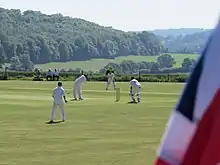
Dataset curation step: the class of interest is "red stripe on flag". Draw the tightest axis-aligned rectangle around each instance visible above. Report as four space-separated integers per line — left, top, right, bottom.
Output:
182 89 220 165
155 158 171 165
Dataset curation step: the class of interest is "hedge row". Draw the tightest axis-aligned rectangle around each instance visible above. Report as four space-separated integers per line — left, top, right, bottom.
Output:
0 71 189 82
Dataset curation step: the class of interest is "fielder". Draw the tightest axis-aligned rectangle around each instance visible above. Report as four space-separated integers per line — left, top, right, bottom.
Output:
129 77 141 103
48 82 67 123
73 74 87 100
106 71 116 90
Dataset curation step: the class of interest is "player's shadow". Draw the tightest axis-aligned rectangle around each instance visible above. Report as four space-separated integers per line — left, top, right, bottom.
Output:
45 120 64 125
70 99 83 101
127 101 138 104
70 99 78 101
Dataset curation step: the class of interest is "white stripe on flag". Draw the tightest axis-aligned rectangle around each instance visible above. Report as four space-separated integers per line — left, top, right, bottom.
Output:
157 111 196 164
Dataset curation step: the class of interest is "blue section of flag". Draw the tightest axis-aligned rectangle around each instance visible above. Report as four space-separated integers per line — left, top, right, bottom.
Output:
176 36 213 122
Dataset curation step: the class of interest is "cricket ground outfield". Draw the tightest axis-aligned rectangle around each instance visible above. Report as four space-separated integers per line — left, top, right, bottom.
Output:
0 81 184 165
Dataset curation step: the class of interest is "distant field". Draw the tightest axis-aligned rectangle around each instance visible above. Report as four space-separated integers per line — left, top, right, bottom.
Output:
36 54 198 71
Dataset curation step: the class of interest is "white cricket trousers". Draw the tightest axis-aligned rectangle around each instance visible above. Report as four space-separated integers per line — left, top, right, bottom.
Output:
50 102 65 121
73 84 82 99
131 86 141 101
106 78 116 89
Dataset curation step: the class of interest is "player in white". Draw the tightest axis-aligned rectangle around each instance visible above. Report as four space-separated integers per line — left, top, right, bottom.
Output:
53 69 60 81
73 74 87 100
48 82 68 124
129 77 141 103
106 71 116 90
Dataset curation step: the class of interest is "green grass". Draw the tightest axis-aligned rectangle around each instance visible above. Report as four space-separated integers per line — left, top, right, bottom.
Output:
0 81 184 165
36 54 198 71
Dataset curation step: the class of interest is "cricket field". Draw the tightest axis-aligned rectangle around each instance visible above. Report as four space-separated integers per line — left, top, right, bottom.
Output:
0 81 184 165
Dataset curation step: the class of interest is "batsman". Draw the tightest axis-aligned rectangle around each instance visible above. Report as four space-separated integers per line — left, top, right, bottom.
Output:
73 74 87 100
129 77 141 103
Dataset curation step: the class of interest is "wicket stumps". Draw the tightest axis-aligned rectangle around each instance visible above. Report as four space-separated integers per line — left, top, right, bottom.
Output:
115 88 120 102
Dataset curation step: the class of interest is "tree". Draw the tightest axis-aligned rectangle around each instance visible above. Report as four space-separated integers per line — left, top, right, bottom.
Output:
160 30 210 53
0 43 6 66
157 54 176 68
9 56 21 70
150 62 160 73
103 62 122 74
181 58 196 71
101 60 161 74
19 51 34 71
121 60 140 73
59 41 69 62
120 61 130 73
0 7 164 65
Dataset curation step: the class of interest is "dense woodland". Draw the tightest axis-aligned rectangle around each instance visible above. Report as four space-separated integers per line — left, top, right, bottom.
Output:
0 7 210 72
131 28 211 54
0 8 163 65
160 31 211 53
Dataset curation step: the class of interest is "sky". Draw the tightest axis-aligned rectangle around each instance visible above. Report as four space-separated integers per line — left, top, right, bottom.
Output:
0 0 220 31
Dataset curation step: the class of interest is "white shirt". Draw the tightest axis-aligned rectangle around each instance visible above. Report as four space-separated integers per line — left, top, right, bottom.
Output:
54 70 59 76
52 86 65 104
74 75 87 85
107 73 115 79
130 79 141 88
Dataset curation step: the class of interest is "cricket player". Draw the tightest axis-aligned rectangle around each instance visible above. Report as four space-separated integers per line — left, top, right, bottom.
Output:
129 77 141 103
48 82 67 123
106 71 116 90
73 74 87 100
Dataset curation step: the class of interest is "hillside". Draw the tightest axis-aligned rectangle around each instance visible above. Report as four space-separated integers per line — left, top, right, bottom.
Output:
131 28 212 54
129 29 212 54
0 7 163 68
151 28 211 37
161 31 211 53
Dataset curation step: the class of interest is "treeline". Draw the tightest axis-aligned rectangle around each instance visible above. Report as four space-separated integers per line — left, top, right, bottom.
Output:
0 7 164 68
160 31 211 53
151 28 210 37
100 54 197 74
